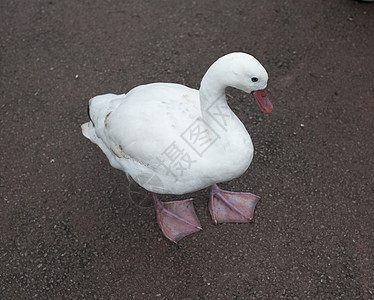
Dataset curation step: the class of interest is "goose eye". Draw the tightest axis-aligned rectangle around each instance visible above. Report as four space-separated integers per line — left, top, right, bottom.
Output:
251 77 258 82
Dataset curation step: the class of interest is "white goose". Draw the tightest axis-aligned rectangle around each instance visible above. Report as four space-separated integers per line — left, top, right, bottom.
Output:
82 52 273 242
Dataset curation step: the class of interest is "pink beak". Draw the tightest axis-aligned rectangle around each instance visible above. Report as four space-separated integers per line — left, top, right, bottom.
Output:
253 89 273 113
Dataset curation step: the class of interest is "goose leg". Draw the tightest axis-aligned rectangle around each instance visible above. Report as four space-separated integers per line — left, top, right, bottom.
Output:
208 184 260 224
151 193 202 243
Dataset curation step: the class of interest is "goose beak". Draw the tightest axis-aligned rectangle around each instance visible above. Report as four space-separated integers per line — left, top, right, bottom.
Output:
252 89 273 113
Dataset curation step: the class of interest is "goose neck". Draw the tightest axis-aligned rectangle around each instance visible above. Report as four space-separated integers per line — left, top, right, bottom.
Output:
199 70 228 122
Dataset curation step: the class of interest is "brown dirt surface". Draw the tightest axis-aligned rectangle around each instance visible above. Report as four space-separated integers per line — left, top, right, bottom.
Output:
1 0 373 299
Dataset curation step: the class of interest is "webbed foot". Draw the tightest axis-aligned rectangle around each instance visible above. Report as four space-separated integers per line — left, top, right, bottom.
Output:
208 184 259 224
152 193 202 243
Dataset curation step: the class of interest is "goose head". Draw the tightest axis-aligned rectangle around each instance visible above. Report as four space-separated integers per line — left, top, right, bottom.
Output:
203 52 273 113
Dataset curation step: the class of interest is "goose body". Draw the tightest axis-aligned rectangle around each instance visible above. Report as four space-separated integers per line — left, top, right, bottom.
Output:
82 52 273 242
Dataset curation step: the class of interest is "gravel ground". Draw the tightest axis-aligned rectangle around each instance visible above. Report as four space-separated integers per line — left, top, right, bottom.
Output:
1 0 373 299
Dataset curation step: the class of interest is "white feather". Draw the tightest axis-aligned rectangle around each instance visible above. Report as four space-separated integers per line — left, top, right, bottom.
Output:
82 53 269 194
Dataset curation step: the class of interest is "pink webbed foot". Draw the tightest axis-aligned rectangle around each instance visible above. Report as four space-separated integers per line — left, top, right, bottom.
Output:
151 193 202 243
208 184 260 224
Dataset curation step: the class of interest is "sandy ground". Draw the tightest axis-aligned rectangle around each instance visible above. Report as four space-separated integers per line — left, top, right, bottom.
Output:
1 0 373 299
